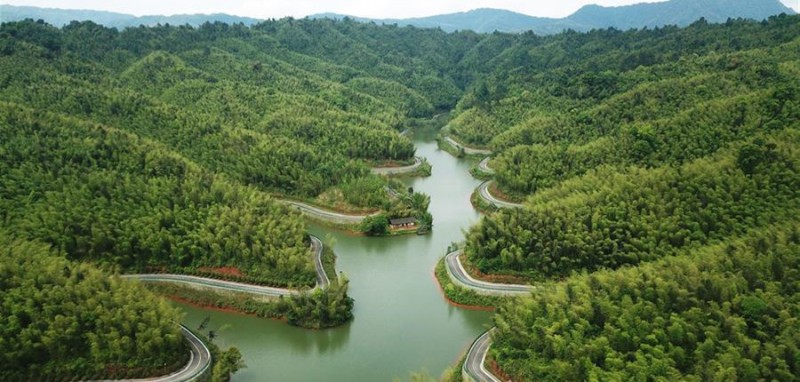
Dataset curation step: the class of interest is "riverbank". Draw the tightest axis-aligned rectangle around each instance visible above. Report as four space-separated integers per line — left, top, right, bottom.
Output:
174 130 492 382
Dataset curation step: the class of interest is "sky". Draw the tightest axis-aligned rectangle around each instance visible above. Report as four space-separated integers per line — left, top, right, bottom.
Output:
4 0 798 19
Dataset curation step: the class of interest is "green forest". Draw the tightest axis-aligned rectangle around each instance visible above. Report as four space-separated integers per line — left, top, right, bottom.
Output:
2 11 800 382
0 233 186 380
450 15 800 382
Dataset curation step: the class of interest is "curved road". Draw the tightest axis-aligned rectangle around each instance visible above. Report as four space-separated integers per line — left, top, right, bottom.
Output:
371 156 424 175
280 200 378 225
463 329 502 382
444 136 492 156
310 235 330 289
477 157 495 175
477 181 523 209
125 235 328 296
123 273 299 297
444 250 531 296
444 250 530 382
89 325 210 382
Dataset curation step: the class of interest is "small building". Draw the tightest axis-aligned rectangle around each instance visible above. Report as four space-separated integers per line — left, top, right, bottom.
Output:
390 217 417 229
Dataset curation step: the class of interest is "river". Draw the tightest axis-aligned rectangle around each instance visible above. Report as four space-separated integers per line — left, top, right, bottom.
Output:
177 127 492 381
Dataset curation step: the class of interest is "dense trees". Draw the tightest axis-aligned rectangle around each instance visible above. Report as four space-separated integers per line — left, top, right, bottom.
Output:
465 130 800 280
0 103 314 286
449 14 800 381
446 14 800 197
491 223 800 381
0 233 185 381
4 12 800 381
0 19 426 208
285 276 355 329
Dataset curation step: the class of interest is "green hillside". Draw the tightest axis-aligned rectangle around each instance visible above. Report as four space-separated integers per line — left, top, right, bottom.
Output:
0 233 185 380
2 12 800 381
452 14 800 381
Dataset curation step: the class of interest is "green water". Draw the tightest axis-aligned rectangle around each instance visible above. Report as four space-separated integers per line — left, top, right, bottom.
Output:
177 130 492 381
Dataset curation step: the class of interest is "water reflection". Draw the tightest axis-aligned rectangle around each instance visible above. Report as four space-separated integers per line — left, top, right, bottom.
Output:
176 131 493 381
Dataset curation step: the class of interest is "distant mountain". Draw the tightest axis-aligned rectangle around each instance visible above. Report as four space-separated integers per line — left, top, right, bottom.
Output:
312 9 583 35
567 0 796 30
313 0 796 34
2 0 796 33
0 5 261 28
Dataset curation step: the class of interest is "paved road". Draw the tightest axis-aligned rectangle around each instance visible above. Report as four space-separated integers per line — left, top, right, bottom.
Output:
123 273 299 297
444 136 492 156
280 200 377 225
310 235 329 289
371 156 424 175
444 250 531 296
90 325 210 382
444 250 529 382
477 181 523 209
463 329 502 382
125 235 329 295
477 157 495 174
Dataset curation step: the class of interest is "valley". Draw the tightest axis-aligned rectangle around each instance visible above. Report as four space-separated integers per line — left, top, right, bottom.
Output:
1 5 799 381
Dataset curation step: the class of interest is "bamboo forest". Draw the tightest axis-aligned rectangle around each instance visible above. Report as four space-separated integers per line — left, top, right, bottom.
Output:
1 2 799 381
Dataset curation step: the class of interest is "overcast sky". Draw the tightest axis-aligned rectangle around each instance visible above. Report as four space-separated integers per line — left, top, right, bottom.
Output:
3 0 799 19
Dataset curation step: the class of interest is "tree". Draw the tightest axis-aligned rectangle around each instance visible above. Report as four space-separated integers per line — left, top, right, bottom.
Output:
211 347 246 382
360 213 389 236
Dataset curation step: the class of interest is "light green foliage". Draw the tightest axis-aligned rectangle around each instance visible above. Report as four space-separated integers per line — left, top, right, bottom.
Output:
285 275 355 329
449 16 800 196
0 103 313 286
492 224 800 381
360 213 390 236
0 234 185 381
466 132 800 280
211 347 246 382
455 15 800 382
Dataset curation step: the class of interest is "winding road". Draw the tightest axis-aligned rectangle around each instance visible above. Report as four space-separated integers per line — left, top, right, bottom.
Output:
477 181 523 209
89 325 211 382
125 235 328 296
371 156 424 175
463 329 502 382
280 200 378 225
310 235 330 289
477 157 495 174
444 250 530 382
443 136 492 156
444 250 531 296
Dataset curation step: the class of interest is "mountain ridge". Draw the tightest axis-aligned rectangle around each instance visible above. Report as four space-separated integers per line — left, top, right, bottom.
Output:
313 0 795 33
0 5 262 28
1 0 796 34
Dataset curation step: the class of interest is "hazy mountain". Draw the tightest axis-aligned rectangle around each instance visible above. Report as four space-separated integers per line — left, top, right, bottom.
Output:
312 8 583 35
567 0 796 30
313 0 795 33
2 0 796 33
0 5 261 28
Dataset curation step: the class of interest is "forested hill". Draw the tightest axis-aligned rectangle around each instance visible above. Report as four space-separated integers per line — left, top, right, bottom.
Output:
451 14 800 381
0 18 461 220
2 13 800 381
0 17 472 376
